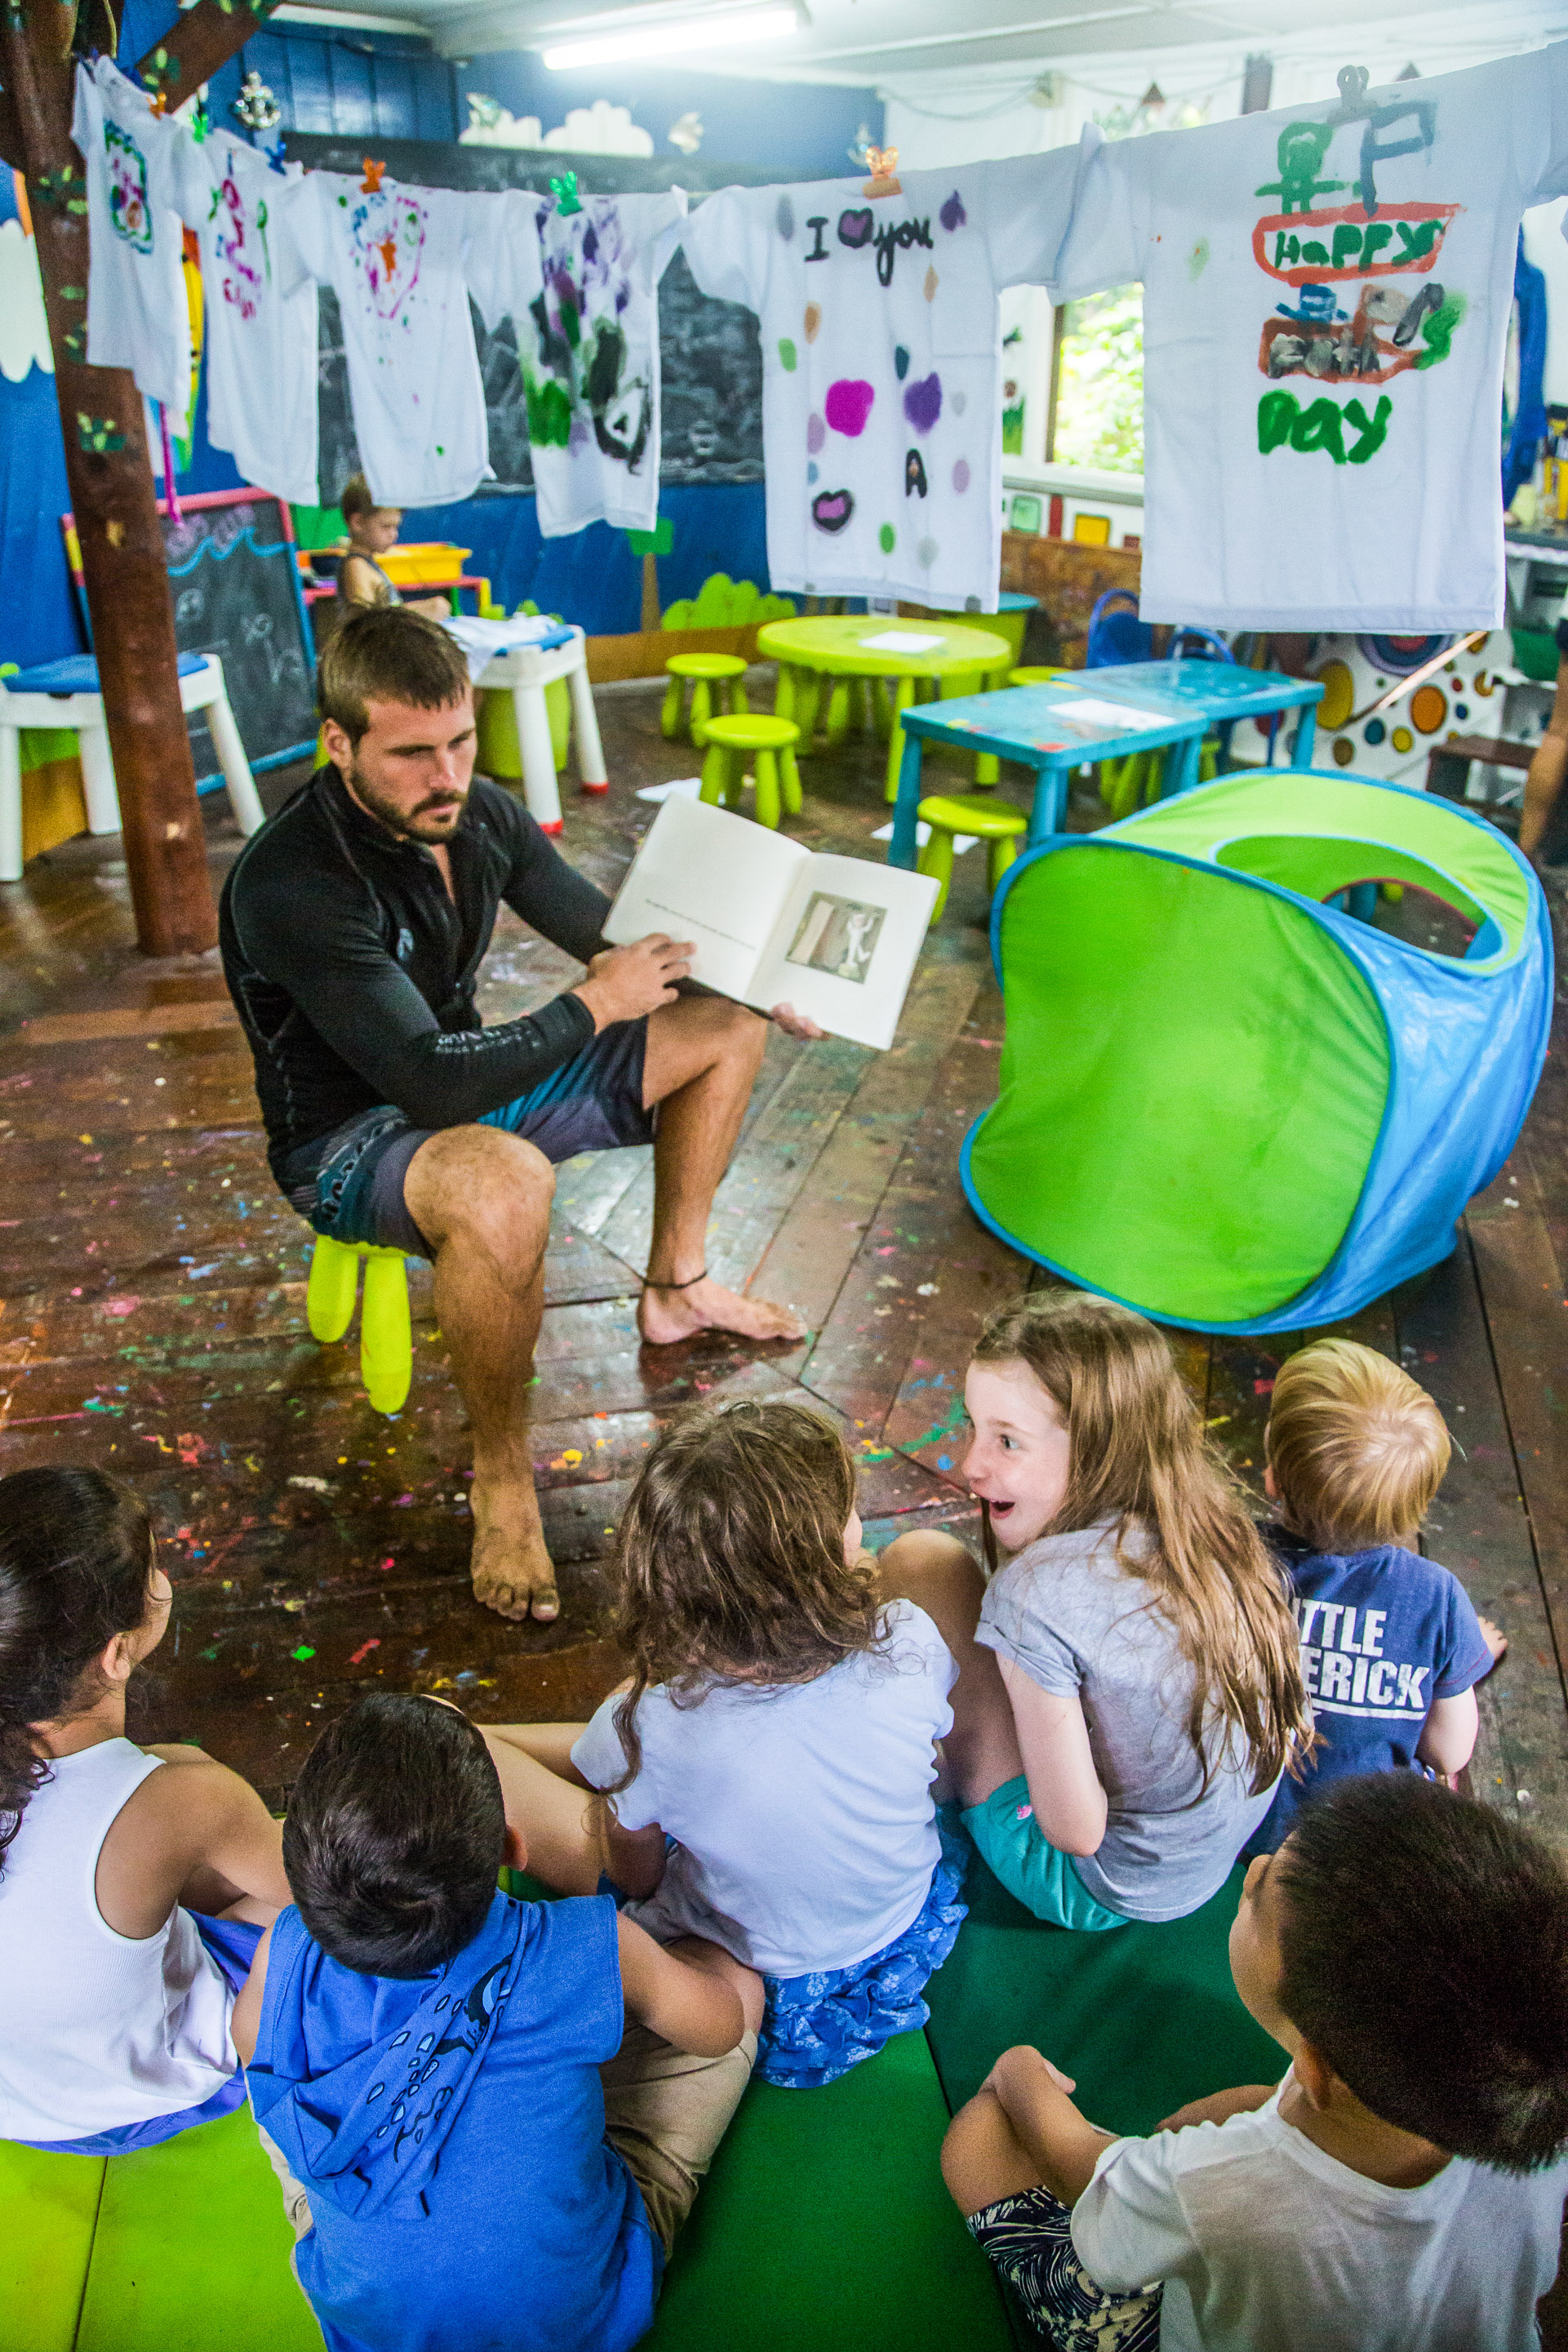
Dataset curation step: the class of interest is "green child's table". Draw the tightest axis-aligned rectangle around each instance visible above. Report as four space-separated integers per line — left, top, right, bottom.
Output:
756 616 1013 801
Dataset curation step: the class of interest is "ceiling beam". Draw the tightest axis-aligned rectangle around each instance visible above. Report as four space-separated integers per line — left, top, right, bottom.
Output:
137 0 283 109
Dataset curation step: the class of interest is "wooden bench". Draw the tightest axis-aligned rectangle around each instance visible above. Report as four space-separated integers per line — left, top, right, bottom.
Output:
1426 733 1534 802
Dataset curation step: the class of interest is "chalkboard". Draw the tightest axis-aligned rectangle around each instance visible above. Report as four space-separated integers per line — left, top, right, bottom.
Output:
291 136 766 504
161 494 318 778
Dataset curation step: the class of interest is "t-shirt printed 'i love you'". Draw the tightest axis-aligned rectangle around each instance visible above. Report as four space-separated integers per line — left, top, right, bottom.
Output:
680 143 1095 612
1054 47 1568 629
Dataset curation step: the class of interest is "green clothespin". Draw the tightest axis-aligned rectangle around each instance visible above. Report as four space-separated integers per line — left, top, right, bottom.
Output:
548 169 583 216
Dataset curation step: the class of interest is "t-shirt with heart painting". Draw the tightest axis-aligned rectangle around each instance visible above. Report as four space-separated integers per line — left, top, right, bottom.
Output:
1052 47 1568 630
679 142 1098 613
276 168 490 508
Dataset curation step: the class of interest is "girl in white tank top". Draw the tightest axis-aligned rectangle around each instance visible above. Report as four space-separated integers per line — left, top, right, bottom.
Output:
0 1469 289 2150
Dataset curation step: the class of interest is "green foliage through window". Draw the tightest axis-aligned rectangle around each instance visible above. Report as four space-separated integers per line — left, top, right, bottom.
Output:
1054 286 1144 475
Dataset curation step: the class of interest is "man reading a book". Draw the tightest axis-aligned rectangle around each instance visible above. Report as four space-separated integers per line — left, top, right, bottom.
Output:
220 607 824 1624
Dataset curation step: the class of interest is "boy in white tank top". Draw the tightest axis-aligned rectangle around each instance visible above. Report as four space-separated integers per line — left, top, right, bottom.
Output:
0 1468 289 2152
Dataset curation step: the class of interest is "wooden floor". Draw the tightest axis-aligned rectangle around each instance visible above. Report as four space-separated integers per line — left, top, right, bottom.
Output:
1 682 1565 1858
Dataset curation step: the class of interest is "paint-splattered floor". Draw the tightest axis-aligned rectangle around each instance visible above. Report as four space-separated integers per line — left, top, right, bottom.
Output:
1 681 1565 1850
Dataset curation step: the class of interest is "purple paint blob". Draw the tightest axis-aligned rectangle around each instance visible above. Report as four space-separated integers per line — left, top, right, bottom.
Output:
903 373 943 435
806 411 826 454
952 457 971 494
824 378 876 438
939 189 966 233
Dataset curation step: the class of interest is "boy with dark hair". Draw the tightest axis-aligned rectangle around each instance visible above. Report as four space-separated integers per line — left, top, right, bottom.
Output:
942 1775 1568 2351
1249 1337 1504 1852
232 1690 760 2352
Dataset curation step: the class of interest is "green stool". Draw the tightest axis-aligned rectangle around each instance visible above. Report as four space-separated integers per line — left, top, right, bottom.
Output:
663 653 749 746
700 714 802 830
1008 665 1063 687
306 1234 413 1415
917 792 1028 921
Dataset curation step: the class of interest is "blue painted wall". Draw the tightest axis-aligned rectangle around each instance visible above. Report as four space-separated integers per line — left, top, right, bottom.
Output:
462 55 878 182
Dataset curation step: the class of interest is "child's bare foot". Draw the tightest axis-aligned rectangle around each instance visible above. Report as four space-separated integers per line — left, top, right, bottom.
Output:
1479 1616 1508 1667
470 1480 558 1622
638 1274 805 1347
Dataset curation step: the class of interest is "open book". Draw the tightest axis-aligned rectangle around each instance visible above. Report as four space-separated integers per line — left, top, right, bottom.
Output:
603 797 939 1051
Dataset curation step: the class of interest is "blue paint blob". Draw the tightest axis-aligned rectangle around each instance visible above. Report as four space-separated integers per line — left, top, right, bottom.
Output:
1454 701 1469 720
776 193 795 241
903 372 943 434
807 460 820 483
939 189 966 233
1363 718 1386 745
895 345 910 380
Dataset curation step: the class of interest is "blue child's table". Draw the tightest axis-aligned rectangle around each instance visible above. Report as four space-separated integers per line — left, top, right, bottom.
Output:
886 665 1325 869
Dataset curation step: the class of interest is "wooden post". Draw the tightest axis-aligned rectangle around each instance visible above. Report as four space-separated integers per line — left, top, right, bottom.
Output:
0 2 216 954
137 0 282 112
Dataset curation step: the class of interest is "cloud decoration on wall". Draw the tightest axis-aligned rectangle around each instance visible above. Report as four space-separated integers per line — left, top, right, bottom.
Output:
0 219 53 384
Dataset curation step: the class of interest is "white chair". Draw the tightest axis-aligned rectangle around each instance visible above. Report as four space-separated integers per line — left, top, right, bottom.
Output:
0 651 264 882
474 625 607 835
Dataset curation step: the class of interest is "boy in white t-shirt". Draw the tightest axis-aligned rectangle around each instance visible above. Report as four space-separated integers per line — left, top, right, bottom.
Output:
941 1774 1568 2351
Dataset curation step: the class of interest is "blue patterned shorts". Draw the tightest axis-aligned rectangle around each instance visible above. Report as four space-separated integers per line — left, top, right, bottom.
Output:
967 2182 1162 2350
754 1820 969 2090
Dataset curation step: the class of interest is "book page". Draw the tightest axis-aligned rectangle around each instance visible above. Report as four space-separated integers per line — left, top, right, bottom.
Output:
602 797 809 1001
753 853 939 1051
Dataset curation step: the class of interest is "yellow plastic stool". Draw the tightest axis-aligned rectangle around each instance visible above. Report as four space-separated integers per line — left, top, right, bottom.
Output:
700 714 802 830
916 793 1028 921
662 653 749 746
305 1235 412 1415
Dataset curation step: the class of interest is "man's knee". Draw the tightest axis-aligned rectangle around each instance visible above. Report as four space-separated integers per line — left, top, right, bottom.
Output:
406 1124 554 1259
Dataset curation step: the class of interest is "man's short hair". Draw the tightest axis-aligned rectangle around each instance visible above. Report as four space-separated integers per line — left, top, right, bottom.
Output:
339 472 377 523
1267 1337 1450 1553
282 1691 506 1977
318 607 472 748
1277 1774 1568 2171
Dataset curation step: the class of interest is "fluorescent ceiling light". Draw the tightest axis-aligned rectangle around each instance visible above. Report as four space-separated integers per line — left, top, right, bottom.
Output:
540 4 799 69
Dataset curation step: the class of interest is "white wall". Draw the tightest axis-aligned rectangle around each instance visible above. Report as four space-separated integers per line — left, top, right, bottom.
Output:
1523 198 1568 411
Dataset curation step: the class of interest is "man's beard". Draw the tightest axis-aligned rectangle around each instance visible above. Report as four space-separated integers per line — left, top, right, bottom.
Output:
345 757 467 843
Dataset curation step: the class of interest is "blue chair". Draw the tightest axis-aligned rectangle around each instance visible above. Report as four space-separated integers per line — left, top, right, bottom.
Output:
1085 589 1156 669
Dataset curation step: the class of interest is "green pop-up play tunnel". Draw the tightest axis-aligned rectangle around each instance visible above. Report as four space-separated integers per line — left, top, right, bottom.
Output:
962 771 1552 1334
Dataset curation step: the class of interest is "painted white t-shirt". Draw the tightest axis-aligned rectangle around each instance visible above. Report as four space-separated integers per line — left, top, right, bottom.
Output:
276 169 488 507
1073 2078 1568 2351
571 1598 955 1978
679 145 1095 611
469 189 684 540
74 59 191 423
1054 50 1568 629
169 133 319 507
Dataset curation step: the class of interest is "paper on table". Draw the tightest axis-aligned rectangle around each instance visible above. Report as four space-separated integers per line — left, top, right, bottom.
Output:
1049 695 1163 731
857 629 946 653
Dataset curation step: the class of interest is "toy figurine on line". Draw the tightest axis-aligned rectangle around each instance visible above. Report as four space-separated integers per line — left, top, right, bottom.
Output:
231 71 281 135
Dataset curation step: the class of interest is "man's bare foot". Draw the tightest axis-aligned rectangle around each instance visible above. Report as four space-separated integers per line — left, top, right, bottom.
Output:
470 1483 559 1623
638 1274 806 1347
1479 1616 1508 1668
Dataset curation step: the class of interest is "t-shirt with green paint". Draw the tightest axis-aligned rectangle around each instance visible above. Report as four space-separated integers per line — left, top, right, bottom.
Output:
468 189 686 540
679 143 1095 612
1052 47 1568 630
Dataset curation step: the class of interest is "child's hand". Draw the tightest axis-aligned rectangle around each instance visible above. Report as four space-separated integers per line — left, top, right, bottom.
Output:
1157 2085 1276 2132
981 2044 1076 2101
1479 1616 1508 1667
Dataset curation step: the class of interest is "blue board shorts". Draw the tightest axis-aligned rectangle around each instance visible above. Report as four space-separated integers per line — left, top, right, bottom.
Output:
14 1912 264 2157
962 1775 1128 1932
283 1017 654 1260
754 1817 970 2090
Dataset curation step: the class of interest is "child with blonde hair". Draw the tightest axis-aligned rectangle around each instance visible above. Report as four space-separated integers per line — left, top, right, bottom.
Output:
479 1399 966 2087
1247 1338 1504 1853
885 1290 1311 1928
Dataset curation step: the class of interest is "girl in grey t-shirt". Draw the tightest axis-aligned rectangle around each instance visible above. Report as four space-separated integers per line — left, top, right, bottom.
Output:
879 1290 1312 1927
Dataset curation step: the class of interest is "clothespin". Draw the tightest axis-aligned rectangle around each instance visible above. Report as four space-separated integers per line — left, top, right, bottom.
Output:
548 169 583 216
863 142 901 198
264 136 288 176
361 157 386 193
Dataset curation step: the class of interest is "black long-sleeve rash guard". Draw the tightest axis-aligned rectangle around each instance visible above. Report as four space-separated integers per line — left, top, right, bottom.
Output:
220 767 614 1184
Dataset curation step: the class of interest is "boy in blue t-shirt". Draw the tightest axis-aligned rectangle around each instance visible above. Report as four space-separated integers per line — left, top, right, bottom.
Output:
1250 1339 1504 1855
230 1690 761 2352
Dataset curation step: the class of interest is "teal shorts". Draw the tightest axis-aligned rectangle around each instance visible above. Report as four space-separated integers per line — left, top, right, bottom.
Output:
962 1776 1128 1932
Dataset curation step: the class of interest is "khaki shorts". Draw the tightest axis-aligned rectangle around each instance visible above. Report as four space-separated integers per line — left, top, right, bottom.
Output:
255 2022 757 2260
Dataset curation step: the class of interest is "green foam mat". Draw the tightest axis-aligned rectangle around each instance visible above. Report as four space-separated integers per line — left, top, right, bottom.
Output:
926 1853 1282 2132
73 2104 323 2352
0 2141 104 2352
649 2026 1010 2352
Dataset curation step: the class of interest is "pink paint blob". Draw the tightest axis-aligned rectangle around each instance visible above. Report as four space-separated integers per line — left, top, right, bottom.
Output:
824 378 876 438
806 411 826 454
952 457 971 494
